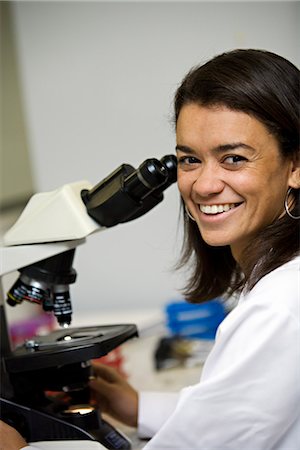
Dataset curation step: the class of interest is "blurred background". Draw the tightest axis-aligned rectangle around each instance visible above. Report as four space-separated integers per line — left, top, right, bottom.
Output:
1 0 299 324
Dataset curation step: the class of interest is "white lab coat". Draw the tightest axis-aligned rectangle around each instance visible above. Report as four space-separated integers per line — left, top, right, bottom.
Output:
138 256 300 449
21 256 300 450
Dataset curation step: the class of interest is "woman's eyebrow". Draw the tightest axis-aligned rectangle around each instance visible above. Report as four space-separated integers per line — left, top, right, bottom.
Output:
175 142 255 154
215 142 256 153
175 145 196 154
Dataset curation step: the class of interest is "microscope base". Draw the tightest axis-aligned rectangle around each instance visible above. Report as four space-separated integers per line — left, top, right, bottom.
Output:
0 397 131 449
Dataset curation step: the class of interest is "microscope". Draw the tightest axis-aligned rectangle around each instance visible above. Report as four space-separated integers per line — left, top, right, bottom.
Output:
0 155 177 448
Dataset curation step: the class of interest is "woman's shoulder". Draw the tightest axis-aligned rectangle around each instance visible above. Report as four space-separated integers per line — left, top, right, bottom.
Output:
242 254 300 317
260 254 300 284
273 254 300 272
249 254 299 290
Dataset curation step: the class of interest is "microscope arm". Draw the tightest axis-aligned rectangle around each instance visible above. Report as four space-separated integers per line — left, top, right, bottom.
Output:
3 181 99 246
0 240 85 278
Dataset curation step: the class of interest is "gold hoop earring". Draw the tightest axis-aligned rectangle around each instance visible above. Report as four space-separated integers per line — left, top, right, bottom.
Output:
284 187 300 220
185 205 196 221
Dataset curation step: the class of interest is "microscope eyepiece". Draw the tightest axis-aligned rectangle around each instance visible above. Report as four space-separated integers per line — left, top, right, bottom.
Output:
123 158 168 201
136 158 168 189
82 154 177 227
160 154 177 184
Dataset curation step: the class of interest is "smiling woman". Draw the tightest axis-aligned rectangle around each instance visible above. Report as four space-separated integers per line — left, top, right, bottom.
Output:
174 49 300 303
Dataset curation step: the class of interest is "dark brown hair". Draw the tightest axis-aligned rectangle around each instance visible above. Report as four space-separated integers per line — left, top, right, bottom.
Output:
175 49 300 303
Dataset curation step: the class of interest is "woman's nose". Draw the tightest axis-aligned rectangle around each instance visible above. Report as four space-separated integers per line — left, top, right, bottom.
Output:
191 165 225 198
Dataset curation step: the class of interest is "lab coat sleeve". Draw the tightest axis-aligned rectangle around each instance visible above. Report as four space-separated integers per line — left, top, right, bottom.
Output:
138 391 180 438
142 263 300 449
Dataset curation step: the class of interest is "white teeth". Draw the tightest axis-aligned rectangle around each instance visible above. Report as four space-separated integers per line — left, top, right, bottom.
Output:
200 203 236 214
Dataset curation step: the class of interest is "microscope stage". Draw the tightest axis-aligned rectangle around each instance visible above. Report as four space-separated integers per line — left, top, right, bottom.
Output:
4 324 138 373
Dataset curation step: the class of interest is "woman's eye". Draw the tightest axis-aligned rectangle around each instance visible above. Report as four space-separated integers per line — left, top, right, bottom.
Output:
223 155 247 165
178 156 200 166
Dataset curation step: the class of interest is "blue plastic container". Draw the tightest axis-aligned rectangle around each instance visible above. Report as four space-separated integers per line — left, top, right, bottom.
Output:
165 299 226 340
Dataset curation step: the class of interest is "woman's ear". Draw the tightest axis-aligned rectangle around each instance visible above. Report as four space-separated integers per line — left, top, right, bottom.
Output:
288 153 300 189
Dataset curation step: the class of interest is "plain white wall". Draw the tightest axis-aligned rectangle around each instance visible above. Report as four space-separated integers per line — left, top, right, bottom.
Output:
10 1 300 317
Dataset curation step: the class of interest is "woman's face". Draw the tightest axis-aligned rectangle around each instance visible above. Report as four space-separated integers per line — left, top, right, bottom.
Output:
176 103 294 262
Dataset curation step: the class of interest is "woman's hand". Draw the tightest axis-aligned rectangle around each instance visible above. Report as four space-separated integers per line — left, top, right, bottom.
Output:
0 420 28 450
89 361 138 428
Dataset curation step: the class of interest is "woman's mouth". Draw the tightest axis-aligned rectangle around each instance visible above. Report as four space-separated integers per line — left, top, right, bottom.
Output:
199 203 242 215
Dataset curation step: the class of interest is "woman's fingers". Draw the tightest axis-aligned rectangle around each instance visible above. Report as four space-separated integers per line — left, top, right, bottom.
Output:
89 362 139 427
91 361 122 383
